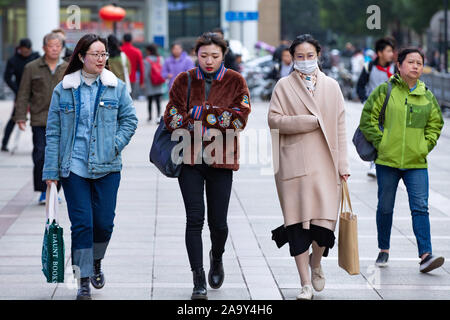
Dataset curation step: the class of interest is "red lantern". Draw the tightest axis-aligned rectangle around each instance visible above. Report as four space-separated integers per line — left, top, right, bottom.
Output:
99 5 126 22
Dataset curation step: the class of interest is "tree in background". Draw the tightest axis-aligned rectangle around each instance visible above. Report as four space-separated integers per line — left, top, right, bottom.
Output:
281 0 326 43
318 0 443 46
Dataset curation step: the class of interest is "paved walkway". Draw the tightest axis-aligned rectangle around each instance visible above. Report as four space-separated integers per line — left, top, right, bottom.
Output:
0 97 449 300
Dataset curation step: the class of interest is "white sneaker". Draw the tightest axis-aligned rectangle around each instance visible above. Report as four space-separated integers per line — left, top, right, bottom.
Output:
367 162 376 178
296 285 314 300
309 254 325 292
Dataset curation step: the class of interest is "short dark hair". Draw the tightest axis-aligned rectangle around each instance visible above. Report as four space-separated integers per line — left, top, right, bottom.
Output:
194 32 228 56
18 38 32 49
64 34 107 76
289 34 321 56
146 43 159 56
212 27 224 36
170 42 182 50
375 38 394 54
123 33 132 43
397 47 425 65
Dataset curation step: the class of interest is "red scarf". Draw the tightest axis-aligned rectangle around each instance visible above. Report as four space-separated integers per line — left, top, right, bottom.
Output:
376 64 393 79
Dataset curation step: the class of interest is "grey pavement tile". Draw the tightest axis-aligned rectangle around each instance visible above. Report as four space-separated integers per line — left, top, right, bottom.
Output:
376 288 450 300
280 288 381 300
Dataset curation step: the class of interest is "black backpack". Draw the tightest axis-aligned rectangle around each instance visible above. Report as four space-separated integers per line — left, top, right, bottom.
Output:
352 81 392 162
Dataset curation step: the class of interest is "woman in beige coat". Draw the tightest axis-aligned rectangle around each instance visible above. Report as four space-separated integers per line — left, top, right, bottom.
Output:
268 34 350 300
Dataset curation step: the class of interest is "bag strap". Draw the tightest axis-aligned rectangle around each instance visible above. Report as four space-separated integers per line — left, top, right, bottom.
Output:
378 81 392 131
340 180 353 216
186 71 191 109
45 183 58 224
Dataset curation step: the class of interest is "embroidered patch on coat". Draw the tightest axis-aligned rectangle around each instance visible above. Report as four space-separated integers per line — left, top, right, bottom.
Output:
218 111 232 128
169 114 183 129
206 114 217 125
232 118 243 130
241 95 249 107
169 106 178 116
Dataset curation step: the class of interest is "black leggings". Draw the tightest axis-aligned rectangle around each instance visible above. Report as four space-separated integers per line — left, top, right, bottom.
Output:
148 94 161 120
178 163 233 271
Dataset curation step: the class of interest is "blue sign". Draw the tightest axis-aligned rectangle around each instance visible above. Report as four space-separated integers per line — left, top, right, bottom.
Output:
225 11 259 22
154 36 165 48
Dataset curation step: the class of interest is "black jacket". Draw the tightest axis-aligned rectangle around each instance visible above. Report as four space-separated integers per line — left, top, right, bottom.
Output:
3 51 40 95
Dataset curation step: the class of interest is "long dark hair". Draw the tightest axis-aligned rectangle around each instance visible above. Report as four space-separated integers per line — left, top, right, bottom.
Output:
289 34 322 72
64 34 107 76
107 34 122 58
289 34 321 57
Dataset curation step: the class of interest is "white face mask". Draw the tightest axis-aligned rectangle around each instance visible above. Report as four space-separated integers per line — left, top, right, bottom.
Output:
294 59 318 74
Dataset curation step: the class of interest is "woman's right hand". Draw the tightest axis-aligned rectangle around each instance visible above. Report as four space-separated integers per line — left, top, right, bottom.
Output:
46 180 58 187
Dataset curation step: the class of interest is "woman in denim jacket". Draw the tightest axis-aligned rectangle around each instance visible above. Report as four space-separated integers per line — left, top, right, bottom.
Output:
43 34 138 300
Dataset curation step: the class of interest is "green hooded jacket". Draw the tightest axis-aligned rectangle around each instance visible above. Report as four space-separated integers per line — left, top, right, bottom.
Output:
359 74 444 169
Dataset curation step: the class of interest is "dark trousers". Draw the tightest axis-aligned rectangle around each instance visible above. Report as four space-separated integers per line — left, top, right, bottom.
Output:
61 172 121 278
147 94 162 120
178 164 233 271
1 107 16 149
32 126 47 192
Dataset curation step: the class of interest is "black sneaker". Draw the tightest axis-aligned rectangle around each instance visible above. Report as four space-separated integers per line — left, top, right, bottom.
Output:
375 252 389 267
1 146 8 152
419 254 445 273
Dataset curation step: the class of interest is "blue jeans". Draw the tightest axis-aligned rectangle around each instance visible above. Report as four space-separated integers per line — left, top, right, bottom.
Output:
61 172 121 278
376 164 432 257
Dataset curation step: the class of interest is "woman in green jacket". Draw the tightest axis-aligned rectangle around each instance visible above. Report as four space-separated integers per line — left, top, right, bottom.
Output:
359 47 445 273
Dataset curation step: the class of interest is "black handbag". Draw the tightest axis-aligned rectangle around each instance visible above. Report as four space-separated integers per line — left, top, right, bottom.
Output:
149 72 191 177
352 81 392 162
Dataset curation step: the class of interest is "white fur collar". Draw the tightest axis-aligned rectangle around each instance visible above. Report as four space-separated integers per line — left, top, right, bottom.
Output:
62 68 118 89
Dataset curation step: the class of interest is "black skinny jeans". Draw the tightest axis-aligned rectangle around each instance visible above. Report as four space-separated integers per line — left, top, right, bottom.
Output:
147 94 161 120
178 163 233 271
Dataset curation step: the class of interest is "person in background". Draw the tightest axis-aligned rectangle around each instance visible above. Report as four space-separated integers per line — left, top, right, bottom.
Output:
357 38 396 178
43 34 138 300
107 34 132 93
121 33 144 98
235 54 243 73
162 42 194 90
144 43 165 123
429 50 441 72
2 38 40 152
13 32 68 204
273 39 291 64
359 48 445 273
212 28 239 72
52 28 73 62
189 46 198 66
268 47 293 81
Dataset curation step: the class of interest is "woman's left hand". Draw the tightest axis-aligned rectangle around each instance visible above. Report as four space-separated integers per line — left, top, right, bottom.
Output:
340 174 350 182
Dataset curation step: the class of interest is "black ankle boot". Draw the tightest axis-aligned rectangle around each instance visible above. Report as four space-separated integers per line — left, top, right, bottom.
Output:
76 277 92 300
90 259 105 289
191 268 208 300
208 250 224 289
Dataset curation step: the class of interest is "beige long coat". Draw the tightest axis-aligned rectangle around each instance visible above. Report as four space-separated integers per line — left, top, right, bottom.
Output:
268 70 350 229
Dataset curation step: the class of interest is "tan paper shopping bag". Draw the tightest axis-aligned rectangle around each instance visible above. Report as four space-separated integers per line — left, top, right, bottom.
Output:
338 180 360 275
